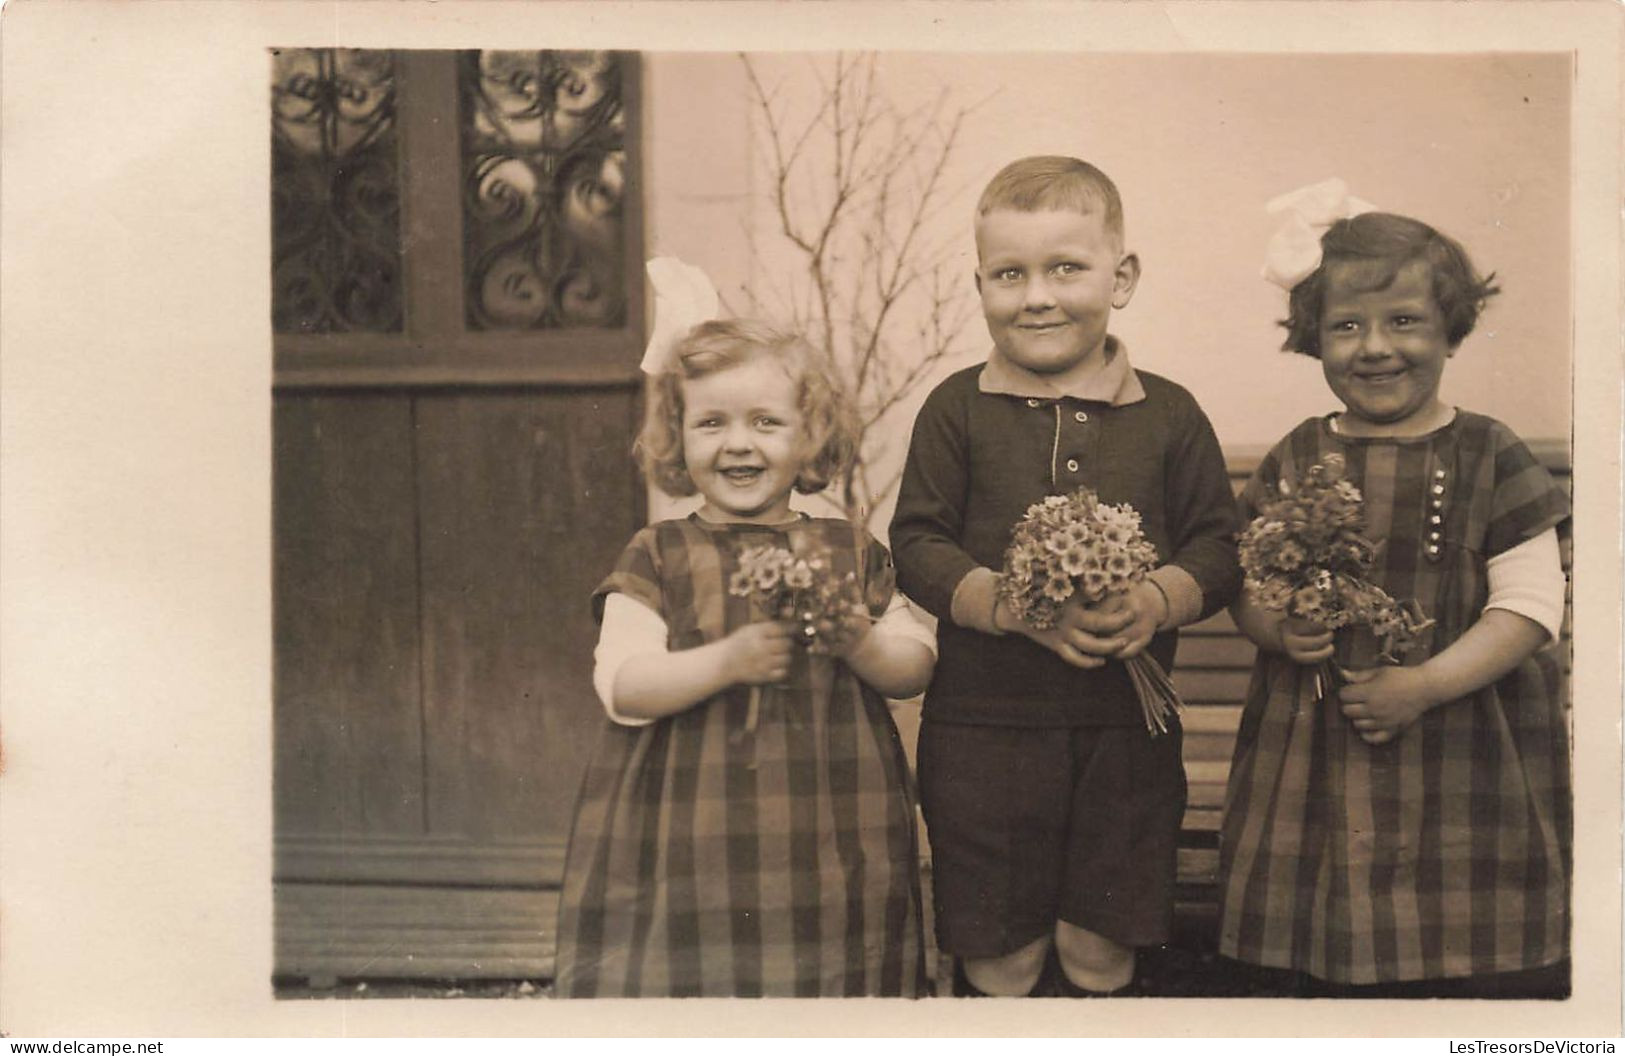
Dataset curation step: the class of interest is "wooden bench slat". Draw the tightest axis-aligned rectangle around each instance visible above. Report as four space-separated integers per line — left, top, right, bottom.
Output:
1173 635 1257 668
1177 847 1220 886
1180 704 1243 734
1171 669 1253 706
1182 806 1223 834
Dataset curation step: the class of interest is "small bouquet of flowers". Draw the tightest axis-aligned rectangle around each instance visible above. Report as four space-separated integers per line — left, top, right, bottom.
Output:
996 488 1182 736
728 543 870 733
1237 453 1433 700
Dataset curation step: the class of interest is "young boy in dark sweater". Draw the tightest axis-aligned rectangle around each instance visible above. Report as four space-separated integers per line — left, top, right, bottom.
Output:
891 156 1240 997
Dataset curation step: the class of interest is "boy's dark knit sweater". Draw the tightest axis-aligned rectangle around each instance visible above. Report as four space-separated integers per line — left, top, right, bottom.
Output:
891 361 1241 727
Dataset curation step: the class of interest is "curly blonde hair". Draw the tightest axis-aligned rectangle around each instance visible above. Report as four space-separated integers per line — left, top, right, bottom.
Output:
635 319 859 499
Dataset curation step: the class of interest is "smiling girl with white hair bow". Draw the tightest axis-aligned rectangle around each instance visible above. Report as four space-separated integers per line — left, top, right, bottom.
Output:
1217 185 1572 998
552 259 936 998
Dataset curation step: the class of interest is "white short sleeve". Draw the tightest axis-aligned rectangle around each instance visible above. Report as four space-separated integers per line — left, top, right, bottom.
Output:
869 592 938 657
1484 527 1566 642
592 591 669 727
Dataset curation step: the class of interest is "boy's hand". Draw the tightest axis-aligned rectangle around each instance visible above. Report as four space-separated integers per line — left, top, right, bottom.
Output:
724 621 794 685
1279 617 1334 665
1338 665 1439 745
1005 594 1131 669
1110 582 1167 659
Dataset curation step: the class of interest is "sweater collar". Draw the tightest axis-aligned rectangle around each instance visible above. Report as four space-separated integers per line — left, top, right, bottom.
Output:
977 335 1146 405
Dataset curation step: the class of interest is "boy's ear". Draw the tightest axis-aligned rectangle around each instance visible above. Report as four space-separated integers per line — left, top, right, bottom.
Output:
1112 252 1141 309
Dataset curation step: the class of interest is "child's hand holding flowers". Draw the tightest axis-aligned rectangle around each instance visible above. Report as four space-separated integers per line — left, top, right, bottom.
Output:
728 542 871 740
1277 617 1335 665
1019 582 1168 665
1003 592 1135 669
722 620 794 687
1237 453 1434 705
1110 580 1172 659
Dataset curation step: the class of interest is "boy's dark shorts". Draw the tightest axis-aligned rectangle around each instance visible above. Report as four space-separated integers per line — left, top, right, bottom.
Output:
917 719 1187 959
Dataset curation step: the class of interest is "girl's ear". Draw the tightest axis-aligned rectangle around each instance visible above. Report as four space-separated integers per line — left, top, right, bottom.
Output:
1112 252 1142 309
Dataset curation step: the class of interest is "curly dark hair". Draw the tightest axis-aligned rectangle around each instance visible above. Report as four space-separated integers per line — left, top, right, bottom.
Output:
1281 212 1500 358
634 319 859 499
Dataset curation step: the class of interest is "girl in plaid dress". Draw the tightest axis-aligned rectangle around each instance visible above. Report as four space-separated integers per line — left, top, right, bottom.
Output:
553 305 935 997
1218 193 1571 997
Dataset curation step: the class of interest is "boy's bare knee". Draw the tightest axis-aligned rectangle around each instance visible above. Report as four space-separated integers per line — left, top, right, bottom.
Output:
1054 922 1134 990
963 934 1051 996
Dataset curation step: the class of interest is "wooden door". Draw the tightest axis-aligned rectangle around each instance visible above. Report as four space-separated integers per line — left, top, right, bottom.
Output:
269 49 644 982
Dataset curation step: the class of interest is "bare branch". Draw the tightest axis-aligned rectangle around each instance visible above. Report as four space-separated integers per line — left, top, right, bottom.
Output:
743 52 979 526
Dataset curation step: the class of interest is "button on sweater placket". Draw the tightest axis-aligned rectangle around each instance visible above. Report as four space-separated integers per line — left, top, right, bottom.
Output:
1050 401 1093 489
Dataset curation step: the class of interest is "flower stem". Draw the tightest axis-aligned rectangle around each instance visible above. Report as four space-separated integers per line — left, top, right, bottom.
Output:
1126 653 1183 736
1312 660 1341 705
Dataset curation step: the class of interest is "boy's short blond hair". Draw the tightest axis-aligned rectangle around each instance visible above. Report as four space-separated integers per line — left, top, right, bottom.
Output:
635 319 859 499
975 155 1125 249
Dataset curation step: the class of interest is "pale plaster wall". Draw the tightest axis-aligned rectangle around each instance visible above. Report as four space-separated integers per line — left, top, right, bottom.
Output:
644 52 1572 531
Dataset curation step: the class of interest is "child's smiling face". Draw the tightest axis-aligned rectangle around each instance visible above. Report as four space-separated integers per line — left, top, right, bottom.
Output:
1318 259 1454 436
681 355 804 524
974 207 1138 384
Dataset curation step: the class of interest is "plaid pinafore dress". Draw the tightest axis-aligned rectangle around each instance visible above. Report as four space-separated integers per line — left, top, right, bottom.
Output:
1217 413 1570 984
553 514 926 997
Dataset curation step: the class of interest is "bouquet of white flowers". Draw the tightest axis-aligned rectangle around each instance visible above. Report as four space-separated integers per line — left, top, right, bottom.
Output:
1237 453 1432 699
996 488 1181 736
727 543 869 733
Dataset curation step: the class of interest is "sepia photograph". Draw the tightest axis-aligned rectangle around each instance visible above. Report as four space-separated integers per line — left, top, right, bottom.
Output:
3 0 1621 1040
268 45 1577 1001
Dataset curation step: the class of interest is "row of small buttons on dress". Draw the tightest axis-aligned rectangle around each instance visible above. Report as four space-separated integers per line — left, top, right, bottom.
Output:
1028 398 1090 474
1426 467 1447 561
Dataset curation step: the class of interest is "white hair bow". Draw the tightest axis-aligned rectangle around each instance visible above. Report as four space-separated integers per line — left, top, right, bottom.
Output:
1261 178 1377 291
641 257 720 374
